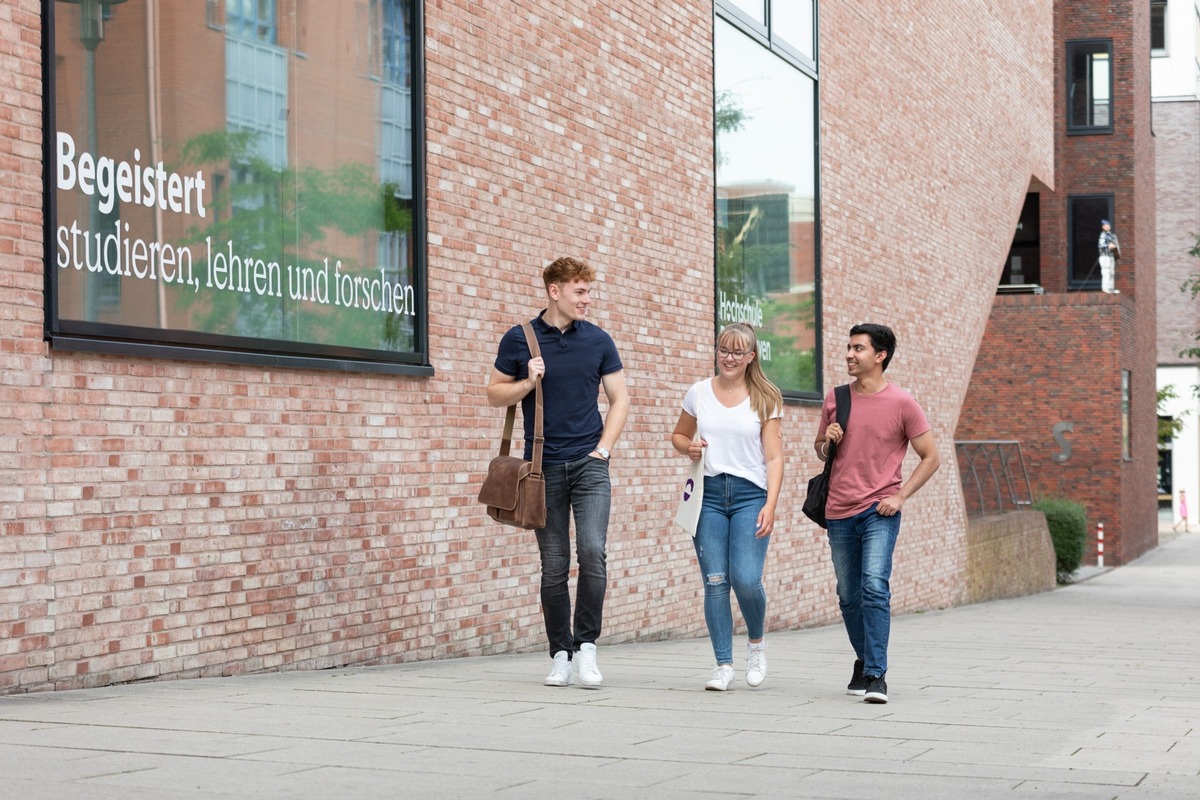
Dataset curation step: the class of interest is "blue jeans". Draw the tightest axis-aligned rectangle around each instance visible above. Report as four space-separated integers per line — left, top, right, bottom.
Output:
536 455 611 656
826 504 902 677
693 474 771 665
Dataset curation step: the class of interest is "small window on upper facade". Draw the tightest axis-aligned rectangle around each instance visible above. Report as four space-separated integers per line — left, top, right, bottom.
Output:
1067 40 1113 134
1151 1 1168 55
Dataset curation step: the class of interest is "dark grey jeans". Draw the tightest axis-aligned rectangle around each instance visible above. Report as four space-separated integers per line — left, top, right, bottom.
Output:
536 455 611 657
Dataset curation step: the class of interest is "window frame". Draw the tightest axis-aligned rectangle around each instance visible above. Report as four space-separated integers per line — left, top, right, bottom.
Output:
1121 369 1132 460
714 0 821 401
1066 38 1114 135
42 0 431 376
716 0 816 76
226 0 278 43
1066 194 1114 291
1150 0 1167 57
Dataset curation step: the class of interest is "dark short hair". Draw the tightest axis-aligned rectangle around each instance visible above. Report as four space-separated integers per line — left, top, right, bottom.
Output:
849 323 896 371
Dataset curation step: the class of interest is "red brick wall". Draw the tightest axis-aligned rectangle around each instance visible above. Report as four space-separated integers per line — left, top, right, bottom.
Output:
1 1 1054 693
958 294 1156 565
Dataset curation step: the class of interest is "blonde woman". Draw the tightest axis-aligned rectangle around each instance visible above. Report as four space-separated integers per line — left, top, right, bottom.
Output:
671 323 784 691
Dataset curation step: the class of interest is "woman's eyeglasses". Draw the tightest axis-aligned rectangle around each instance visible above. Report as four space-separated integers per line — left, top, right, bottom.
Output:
716 347 752 360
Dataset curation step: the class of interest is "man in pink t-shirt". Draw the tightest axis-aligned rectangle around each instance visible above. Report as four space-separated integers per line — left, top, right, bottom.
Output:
814 324 940 705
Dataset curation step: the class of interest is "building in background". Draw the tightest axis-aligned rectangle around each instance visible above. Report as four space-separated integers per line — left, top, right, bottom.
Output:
958 0 1160 566
1153 0 1200 530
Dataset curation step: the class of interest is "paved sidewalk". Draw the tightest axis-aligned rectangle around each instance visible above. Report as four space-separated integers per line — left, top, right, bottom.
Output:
2 531 1198 800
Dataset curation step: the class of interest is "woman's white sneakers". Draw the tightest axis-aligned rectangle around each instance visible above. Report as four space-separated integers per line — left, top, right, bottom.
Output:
745 641 767 687
705 664 735 691
705 641 768 691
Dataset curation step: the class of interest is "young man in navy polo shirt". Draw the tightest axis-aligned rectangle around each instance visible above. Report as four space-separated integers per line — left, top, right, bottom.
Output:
487 257 629 688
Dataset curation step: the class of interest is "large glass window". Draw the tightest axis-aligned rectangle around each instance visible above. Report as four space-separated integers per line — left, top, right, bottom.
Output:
47 0 427 374
1067 40 1112 133
1067 195 1113 289
715 5 819 397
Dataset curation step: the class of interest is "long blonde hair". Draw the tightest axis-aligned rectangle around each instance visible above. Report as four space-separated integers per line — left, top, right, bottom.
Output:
718 323 783 424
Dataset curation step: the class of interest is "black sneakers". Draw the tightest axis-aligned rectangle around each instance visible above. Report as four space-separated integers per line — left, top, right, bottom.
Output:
846 659 866 696
863 675 888 704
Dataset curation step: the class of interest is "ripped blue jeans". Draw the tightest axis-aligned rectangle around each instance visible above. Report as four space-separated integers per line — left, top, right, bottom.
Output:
693 474 770 665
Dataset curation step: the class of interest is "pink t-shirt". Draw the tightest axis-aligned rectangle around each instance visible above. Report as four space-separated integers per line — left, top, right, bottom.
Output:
818 382 930 520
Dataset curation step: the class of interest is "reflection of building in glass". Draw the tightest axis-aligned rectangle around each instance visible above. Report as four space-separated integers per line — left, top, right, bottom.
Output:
376 0 414 349
714 11 817 395
717 181 816 352
225 1 287 169
52 1 417 353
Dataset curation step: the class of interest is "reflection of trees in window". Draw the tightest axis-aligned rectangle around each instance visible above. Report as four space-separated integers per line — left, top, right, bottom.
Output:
721 191 789 294
714 89 746 167
380 184 414 349
179 130 412 351
717 193 815 392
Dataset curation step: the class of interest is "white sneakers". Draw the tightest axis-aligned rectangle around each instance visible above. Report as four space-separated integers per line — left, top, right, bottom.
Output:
544 651 573 687
547 641 766 692
705 664 735 691
576 643 603 688
746 641 767 687
704 642 767 691
545 645 603 688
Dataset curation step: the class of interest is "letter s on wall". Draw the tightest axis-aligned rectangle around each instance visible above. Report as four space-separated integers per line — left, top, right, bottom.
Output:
1052 422 1074 463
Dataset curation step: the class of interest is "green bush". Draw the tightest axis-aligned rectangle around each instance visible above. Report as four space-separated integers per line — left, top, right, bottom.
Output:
1033 497 1087 583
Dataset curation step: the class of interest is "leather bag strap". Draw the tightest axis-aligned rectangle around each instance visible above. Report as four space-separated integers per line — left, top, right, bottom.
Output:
498 322 544 476
821 384 852 475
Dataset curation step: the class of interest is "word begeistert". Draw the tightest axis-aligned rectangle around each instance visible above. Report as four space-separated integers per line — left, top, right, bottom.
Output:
57 131 207 219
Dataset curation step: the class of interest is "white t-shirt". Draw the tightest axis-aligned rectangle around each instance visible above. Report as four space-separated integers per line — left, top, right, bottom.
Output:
682 378 781 490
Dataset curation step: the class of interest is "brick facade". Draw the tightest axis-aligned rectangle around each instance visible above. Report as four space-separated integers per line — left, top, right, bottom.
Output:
957 294 1156 564
1 1 1053 693
957 1 1158 566
1155 99 1200 364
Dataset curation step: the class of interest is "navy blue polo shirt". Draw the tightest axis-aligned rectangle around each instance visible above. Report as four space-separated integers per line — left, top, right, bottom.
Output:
494 312 623 465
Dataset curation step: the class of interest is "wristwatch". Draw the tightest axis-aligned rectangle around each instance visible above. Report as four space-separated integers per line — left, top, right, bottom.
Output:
595 447 610 461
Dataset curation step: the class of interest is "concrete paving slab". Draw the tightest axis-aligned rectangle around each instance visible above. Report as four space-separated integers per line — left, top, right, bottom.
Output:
1 529 1198 799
